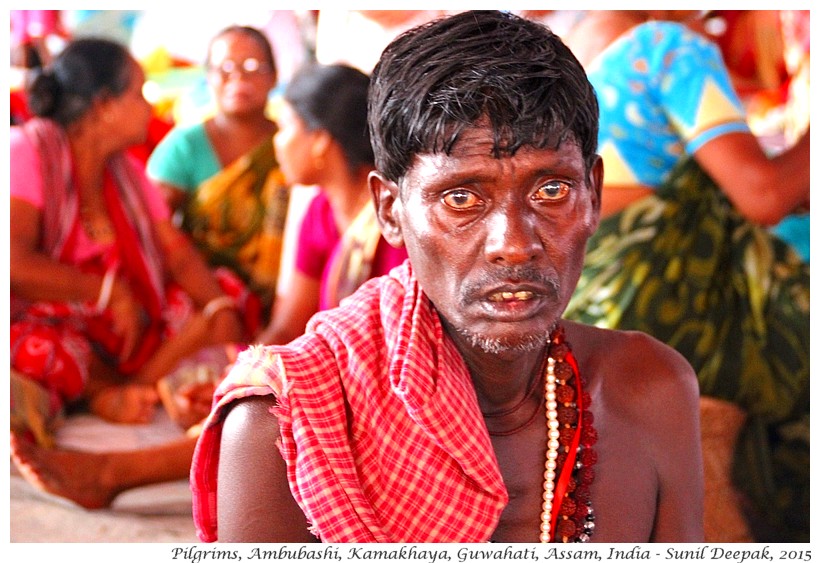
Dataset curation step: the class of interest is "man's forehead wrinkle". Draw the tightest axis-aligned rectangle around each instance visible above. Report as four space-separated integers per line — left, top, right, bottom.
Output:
448 137 497 159
415 137 583 171
446 123 574 160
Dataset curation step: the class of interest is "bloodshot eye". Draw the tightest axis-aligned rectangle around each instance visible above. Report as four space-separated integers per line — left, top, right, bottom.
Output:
442 189 482 210
533 180 571 202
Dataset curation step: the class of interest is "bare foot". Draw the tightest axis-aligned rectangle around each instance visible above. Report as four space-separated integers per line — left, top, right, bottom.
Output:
89 383 159 424
10 432 121 509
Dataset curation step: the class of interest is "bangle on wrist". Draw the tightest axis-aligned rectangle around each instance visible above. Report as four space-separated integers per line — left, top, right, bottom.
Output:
203 295 236 320
95 267 117 313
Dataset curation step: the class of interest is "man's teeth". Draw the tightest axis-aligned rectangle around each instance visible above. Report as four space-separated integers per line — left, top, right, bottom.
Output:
488 291 534 302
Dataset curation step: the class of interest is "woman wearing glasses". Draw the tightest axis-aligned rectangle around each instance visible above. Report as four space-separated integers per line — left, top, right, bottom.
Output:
147 26 288 334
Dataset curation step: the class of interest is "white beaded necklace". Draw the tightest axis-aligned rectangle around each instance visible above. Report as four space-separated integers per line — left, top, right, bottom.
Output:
540 355 560 542
537 328 596 543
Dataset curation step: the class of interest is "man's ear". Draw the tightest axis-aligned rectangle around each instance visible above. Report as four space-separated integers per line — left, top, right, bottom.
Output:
369 171 405 248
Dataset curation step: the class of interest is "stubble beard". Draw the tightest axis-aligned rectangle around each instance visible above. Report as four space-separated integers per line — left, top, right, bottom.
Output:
455 327 550 356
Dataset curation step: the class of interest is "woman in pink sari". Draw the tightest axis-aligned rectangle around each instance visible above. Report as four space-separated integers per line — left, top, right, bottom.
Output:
9 59 405 512
10 37 244 442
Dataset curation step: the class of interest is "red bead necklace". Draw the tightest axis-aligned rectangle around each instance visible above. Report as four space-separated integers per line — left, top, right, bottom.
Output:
540 326 597 543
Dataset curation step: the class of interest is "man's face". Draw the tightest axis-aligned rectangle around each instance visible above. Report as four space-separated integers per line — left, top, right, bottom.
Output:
372 126 602 356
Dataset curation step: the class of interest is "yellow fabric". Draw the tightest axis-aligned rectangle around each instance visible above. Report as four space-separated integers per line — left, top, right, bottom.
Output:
183 139 289 306
322 203 383 308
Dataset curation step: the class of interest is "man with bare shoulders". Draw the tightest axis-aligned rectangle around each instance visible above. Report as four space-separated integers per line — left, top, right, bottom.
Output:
190 10 703 543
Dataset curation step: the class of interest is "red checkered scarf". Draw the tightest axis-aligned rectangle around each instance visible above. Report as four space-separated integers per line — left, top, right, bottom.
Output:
191 261 509 542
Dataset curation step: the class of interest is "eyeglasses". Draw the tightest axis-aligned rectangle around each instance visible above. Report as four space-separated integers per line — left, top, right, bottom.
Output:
209 57 272 78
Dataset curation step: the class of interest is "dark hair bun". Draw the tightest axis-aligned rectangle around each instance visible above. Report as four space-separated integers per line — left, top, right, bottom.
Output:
26 69 62 118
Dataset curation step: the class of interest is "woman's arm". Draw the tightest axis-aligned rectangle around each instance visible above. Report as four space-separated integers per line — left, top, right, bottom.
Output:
153 220 243 344
694 128 810 226
10 197 145 357
11 197 109 303
217 395 318 542
155 180 189 217
256 271 321 345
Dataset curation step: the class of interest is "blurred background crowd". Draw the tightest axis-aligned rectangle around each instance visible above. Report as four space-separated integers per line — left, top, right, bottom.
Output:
9 9 810 544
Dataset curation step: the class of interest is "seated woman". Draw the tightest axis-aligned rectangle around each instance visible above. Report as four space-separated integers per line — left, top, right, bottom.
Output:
147 25 288 333
163 63 408 423
258 62 407 344
9 63 407 512
560 10 809 541
10 38 244 441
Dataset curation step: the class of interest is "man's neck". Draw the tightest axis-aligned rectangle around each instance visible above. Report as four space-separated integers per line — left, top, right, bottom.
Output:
447 328 549 414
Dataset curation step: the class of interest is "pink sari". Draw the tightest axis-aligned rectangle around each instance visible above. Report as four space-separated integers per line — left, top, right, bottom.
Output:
10 119 177 406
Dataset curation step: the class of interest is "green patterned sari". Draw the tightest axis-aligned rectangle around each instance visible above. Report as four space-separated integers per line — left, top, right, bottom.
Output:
564 157 809 541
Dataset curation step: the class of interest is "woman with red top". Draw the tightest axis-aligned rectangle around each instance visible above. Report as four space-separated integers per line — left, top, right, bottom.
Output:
10 37 243 437
9 61 405 514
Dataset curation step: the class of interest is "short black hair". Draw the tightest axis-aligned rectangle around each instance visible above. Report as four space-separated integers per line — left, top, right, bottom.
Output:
368 10 599 183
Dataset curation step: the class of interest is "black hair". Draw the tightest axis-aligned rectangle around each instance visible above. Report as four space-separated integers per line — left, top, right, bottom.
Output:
27 37 132 127
368 10 599 183
284 63 374 170
207 25 277 77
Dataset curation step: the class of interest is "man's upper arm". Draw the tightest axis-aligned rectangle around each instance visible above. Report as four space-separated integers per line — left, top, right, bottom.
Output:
648 346 704 542
217 395 317 542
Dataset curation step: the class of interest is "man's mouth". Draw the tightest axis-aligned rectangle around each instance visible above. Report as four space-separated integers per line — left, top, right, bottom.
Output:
487 290 535 303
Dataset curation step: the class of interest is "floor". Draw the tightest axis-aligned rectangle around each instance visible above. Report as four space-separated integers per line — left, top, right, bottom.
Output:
9 410 199 544
9 470 198 542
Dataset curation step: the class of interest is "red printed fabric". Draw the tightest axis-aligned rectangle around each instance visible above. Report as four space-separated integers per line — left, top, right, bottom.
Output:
191 262 509 542
10 118 171 401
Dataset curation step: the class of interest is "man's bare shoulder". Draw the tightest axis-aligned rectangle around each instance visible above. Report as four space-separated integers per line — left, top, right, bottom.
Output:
562 320 699 414
561 322 704 543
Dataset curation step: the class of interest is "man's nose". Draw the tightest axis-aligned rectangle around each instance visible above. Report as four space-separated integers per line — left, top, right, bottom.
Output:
483 207 542 265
